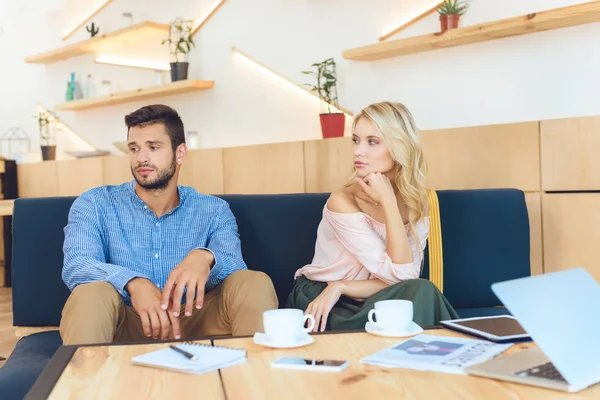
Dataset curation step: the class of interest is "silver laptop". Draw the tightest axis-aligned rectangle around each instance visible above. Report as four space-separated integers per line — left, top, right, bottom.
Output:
465 267 600 392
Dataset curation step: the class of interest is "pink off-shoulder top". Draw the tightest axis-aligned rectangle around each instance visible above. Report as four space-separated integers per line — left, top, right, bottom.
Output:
294 204 430 285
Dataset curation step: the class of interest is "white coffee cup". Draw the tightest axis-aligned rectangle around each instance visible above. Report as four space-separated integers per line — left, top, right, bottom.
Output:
263 309 315 344
367 300 413 332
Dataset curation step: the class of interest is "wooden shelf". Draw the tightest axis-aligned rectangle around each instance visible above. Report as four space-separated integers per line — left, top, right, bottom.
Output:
25 21 169 64
343 1 600 61
54 80 215 111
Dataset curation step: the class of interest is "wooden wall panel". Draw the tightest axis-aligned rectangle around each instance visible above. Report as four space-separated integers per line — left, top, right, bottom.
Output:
179 149 224 194
421 122 541 191
17 161 58 198
304 137 354 193
57 158 104 196
525 193 543 276
541 116 600 191
542 193 600 282
223 142 305 194
102 156 131 185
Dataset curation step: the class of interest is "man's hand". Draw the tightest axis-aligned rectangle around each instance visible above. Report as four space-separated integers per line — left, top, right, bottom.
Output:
305 281 344 332
126 278 181 340
161 249 214 318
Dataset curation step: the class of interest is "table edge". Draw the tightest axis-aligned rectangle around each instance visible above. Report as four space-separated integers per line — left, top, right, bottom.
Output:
24 325 441 398
24 346 77 400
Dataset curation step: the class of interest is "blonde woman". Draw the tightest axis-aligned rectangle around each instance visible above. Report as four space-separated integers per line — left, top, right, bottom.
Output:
286 101 459 332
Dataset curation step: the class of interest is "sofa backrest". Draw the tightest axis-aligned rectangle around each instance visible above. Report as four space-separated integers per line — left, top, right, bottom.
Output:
11 188 530 327
422 189 531 309
12 197 75 326
219 193 329 306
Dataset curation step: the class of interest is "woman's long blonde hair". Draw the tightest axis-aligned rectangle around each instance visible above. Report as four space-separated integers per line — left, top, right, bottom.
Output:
351 101 429 247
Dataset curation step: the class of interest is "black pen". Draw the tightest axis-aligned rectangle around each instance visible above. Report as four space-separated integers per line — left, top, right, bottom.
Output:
169 345 197 360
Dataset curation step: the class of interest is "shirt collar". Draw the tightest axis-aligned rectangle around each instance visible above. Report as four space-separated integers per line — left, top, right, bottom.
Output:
128 179 187 216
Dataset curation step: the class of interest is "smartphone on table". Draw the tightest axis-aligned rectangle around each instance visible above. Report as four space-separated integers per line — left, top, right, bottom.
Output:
271 357 349 372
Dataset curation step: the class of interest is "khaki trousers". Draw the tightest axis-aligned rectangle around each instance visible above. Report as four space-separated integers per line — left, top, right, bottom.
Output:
60 270 279 345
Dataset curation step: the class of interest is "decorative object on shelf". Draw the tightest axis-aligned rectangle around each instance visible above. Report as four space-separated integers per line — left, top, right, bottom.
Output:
0 127 31 160
83 74 96 98
122 12 133 26
162 18 195 82
437 0 469 32
302 57 345 139
35 110 59 161
66 72 83 101
100 80 113 96
86 22 99 37
187 131 200 148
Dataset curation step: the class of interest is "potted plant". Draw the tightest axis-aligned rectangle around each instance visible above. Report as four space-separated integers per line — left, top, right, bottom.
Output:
162 18 195 82
302 57 345 139
437 0 469 32
36 110 57 161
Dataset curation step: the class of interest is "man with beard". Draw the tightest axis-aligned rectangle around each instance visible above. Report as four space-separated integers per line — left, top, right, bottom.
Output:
59 104 278 345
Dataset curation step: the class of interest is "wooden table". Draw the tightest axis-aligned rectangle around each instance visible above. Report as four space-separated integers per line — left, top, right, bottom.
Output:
28 329 600 399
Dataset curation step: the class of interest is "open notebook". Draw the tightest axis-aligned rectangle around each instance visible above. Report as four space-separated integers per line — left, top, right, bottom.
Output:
131 343 247 374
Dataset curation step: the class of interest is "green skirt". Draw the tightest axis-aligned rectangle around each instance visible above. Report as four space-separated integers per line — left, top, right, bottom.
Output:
285 276 460 331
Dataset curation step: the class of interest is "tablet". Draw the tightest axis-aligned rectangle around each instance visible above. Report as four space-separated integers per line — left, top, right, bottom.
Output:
440 315 530 342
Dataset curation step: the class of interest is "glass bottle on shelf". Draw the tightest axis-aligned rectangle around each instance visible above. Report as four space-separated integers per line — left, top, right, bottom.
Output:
73 77 83 100
84 74 96 98
100 80 112 96
65 81 73 101
187 131 200 149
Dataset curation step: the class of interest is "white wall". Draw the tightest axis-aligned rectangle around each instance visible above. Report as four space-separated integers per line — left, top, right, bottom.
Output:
1 0 600 160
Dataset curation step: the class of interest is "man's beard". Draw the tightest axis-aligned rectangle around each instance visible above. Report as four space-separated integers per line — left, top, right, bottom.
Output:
132 156 176 191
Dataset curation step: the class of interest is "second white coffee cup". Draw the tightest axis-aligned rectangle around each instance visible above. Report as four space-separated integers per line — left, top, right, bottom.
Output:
263 309 315 344
368 299 413 332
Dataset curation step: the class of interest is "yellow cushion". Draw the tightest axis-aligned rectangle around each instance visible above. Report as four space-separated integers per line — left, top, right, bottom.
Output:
427 190 443 293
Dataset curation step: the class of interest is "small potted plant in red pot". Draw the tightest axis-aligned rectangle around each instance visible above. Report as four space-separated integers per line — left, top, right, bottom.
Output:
438 0 469 32
302 57 345 139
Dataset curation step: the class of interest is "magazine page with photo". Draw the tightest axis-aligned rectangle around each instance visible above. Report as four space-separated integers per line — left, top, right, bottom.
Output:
361 334 513 375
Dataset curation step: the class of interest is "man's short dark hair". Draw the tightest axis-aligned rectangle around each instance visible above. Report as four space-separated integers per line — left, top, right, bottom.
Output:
124 104 185 150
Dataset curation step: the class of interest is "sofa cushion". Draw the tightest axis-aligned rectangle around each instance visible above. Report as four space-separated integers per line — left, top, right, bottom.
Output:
420 189 530 309
0 330 62 400
12 198 75 326
218 193 329 306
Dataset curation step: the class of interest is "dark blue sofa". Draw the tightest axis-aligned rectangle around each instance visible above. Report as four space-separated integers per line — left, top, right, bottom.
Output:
0 189 531 399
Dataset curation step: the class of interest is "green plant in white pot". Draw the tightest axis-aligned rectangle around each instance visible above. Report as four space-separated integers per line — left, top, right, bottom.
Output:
302 57 345 139
162 18 195 82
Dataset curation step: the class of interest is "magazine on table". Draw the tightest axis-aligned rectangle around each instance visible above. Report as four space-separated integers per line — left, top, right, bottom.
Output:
361 334 513 375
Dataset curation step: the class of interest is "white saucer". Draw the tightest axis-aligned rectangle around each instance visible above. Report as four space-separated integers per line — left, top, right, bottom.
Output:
365 321 423 338
253 332 315 349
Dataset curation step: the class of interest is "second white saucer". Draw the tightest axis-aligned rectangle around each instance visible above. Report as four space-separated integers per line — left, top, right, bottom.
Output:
253 332 315 349
365 321 423 338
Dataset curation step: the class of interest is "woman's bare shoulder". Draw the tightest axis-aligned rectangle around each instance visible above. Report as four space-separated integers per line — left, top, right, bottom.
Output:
327 184 361 214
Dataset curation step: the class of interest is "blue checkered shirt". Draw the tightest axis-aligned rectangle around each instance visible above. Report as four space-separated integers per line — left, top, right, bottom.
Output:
62 181 247 306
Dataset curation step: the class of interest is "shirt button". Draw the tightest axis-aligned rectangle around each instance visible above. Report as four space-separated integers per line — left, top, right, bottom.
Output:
155 222 159 226
155 253 159 258
144 206 147 209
